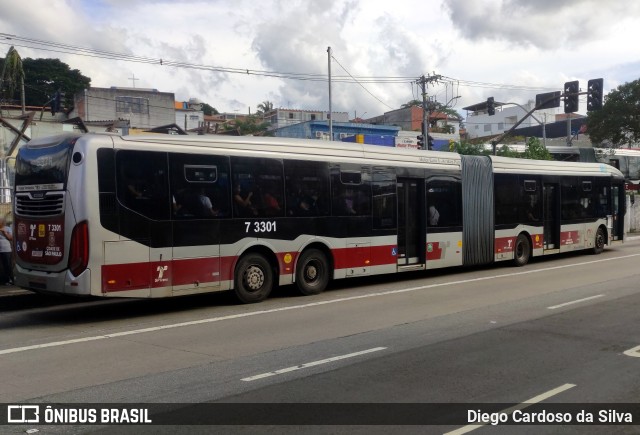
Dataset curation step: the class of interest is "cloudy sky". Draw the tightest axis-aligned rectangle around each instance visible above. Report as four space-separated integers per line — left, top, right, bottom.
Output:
1 0 639 119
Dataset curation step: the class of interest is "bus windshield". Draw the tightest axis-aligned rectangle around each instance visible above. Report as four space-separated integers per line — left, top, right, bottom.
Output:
15 136 76 190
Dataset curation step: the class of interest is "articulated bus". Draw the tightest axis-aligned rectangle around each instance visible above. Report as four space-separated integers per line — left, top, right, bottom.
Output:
498 144 640 190
13 133 625 303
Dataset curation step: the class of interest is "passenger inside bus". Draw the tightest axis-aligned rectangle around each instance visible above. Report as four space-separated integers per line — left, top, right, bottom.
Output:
234 184 258 216
262 185 282 216
174 187 218 218
428 205 440 226
343 189 357 215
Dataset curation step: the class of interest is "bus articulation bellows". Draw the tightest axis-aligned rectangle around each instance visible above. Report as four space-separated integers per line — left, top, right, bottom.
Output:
13 133 626 303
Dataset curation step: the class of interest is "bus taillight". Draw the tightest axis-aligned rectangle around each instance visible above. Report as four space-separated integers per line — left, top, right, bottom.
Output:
69 221 89 277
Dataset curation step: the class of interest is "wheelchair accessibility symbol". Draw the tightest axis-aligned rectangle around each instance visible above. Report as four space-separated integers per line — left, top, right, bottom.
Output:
391 247 397 256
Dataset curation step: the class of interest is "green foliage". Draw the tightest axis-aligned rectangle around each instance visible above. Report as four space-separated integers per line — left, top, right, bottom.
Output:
1 54 91 110
256 100 274 115
587 78 640 147
201 103 218 116
0 46 24 101
222 115 272 136
21 58 91 110
449 140 489 155
522 137 553 160
495 144 520 158
451 137 552 160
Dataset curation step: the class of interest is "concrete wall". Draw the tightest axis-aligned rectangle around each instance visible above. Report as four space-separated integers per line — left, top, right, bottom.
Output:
70 87 176 129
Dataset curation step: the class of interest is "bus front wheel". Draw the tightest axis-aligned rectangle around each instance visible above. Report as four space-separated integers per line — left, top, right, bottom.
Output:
513 234 531 267
234 253 273 303
592 227 606 255
295 249 329 296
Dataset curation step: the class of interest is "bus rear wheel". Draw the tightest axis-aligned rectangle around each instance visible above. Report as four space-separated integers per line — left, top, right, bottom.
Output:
234 253 273 303
592 227 606 255
295 249 329 296
513 234 531 267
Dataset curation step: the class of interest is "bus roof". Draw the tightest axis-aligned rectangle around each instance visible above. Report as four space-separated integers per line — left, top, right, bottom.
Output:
31 133 624 179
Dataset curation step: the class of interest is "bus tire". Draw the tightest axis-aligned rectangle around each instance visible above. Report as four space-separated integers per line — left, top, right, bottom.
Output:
234 253 273 303
513 234 531 267
295 248 329 296
592 227 606 255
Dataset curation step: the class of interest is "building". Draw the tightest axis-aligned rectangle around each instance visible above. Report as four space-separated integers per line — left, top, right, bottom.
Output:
263 108 350 130
273 120 399 141
175 98 204 132
366 106 461 136
463 99 558 140
69 86 176 130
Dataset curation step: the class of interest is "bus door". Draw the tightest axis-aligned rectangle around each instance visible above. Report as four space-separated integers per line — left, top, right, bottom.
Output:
543 183 560 250
611 183 625 241
397 178 424 267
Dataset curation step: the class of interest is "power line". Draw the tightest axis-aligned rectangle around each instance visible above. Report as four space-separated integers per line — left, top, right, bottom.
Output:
330 55 397 110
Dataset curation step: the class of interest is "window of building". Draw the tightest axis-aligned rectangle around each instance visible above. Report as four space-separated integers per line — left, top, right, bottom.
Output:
115 96 149 114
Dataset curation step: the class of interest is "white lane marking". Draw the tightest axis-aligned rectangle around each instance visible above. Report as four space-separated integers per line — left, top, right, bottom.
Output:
444 383 576 435
547 294 605 310
241 347 387 382
2 253 639 356
623 345 640 357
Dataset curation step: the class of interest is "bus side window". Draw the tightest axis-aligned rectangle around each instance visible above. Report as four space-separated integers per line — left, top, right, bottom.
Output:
426 176 462 228
116 150 170 220
330 164 371 217
284 161 330 217
231 157 284 218
169 154 231 220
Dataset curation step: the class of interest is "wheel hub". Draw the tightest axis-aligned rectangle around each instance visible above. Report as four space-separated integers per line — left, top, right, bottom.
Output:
244 266 264 291
305 264 318 281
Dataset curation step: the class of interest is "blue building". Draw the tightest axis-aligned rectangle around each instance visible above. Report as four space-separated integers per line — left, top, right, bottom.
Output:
273 120 400 142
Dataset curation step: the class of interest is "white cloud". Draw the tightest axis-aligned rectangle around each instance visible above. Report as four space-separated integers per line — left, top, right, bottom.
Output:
1 0 639 117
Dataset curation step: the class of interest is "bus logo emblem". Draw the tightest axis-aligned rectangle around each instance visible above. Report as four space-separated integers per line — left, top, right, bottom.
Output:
155 265 169 283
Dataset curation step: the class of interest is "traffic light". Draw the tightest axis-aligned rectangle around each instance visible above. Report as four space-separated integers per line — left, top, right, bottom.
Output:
427 135 434 150
564 80 579 113
417 134 424 149
587 78 604 111
487 97 495 116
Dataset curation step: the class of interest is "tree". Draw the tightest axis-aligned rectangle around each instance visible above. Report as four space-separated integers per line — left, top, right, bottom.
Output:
256 100 274 116
21 58 91 111
0 56 91 112
522 137 553 160
221 115 271 136
201 102 219 116
449 141 488 155
0 46 25 109
587 79 640 148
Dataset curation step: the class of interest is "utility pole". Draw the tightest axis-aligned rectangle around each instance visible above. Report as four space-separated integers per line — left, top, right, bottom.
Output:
416 73 441 149
327 46 333 141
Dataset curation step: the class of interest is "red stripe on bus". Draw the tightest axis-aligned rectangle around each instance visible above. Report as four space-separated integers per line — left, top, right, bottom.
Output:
333 244 397 269
426 242 442 260
495 234 544 253
495 236 516 254
560 230 580 246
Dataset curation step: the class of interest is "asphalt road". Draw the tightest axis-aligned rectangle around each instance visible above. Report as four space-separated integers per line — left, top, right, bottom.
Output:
2 238 640 434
